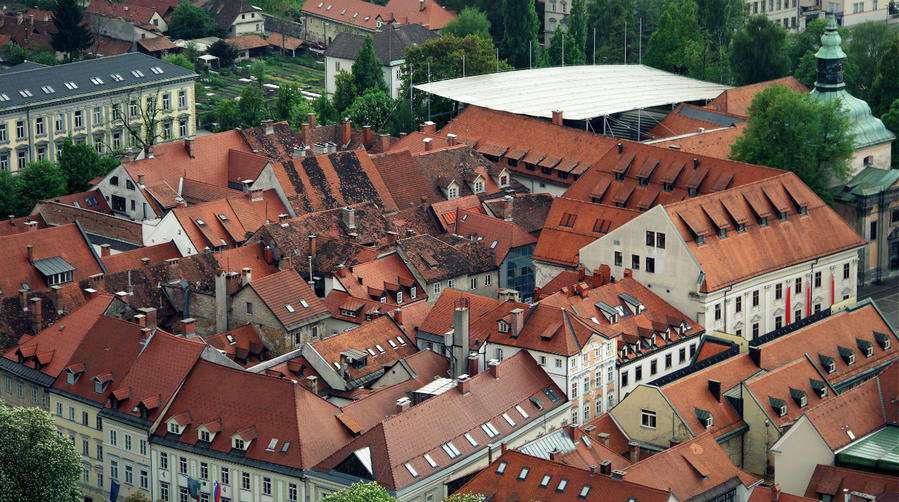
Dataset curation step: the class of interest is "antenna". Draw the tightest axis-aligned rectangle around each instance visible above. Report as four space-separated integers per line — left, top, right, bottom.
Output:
624 21 628 64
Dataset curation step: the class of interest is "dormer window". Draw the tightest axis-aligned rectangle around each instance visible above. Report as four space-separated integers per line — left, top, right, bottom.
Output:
810 379 827 398
233 438 245 450
857 339 874 358
789 387 808 407
688 187 697 197
779 211 787 222
737 223 745 233
380 296 387 303
500 175 509 186
695 408 713 429
819 354 836 374
396 290 403 303
873 332 891 350
92 374 112 394
168 422 181 434
769 397 787 417
410 286 417 299
838 346 855 365
759 216 767 227
199 430 210 442
65 364 85 385
448 186 458 199
799 205 807 216
474 179 485 193
663 182 674 192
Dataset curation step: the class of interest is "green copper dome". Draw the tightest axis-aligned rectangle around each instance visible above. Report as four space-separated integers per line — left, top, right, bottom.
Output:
810 15 895 149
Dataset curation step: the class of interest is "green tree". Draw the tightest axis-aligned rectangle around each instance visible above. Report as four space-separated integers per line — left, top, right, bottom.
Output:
695 0 746 82
400 34 513 131
843 22 892 101
274 83 305 122
250 59 267 87
345 90 397 132
539 29 586 66
645 0 705 76
568 0 589 54
352 35 389 95
444 494 486 502
441 7 492 40
13 160 68 215
501 0 540 68
0 170 17 218
869 35 899 117
730 86 854 204
58 137 118 193
163 53 195 72
1 41 28 65
213 99 242 132
880 98 899 167
313 95 340 125
238 86 267 127
0 404 82 501
51 0 93 60
287 99 316 130
30 49 60 66
207 40 239 68
168 1 219 40
730 15 790 85
123 492 151 502
183 41 201 62
322 481 395 502
333 70 359 114
587 0 637 64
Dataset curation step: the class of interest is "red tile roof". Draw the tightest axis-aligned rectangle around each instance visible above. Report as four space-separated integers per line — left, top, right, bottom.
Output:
267 33 304 51
334 252 427 306
417 289 501 337
429 194 485 233
137 36 176 53
248 269 328 329
580 413 631 456
396 233 497 283
324 289 401 326
743 356 836 430
0 214 47 237
170 192 288 253
384 131 452 155
804 464 899 499
301 0 386 31
212 243 278 277
453 211 536 265
370 150 445 208
315 351 568 491
664 172 866 292
758 302 897 388
750 485 818 502
179 179 243 206
101 242 181 274
487 302 611 357
705 76 809 117
383 0 456 29
156 359 353 469
0 223 104 299
228 34 268 50
87 0 161 26
309 315 416 384
645 103 745 140
649 124 747 160
623 433 760 500
461 449 672 502
533 197 640 267
205 324 269 367
534 266 612 300
693 336 737 363
482 192 555 236
46 189 112 214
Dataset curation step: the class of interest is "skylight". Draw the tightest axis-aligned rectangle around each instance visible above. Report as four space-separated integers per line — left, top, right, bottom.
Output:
397 337 406 346
557 479 568 492
481 422 499 438
64 81 77 90
464 433 478 447
266 438 278 451
502 413 516 427
150 66 164 74
490 240 498 249
18 89 32 97
90 77 104 85
442 442 461 459
424 453 437 468
515 405 529 419
317 1 322 6
540 474 551 487
110 73 124 81
300 299 310 308
495 461 507 474
285 304 295 313
0 93 9 101
367 348 376 357
218 214 228 221
280 441 291 453
226 334 236 345
388 339 397 348
518 467 530 480
404 463 418 477
375 344 385 353
196 219 206 226
340 8 346 14
40 85 55 94
579 485 591 497
131 70 145 78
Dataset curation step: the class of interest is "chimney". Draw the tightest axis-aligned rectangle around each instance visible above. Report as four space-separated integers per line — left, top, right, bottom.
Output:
423 137 433 151
457 374 471 394
393 308 403 325
693 158 700 169
225 272 240 295
446 133 457 146
549 448 561 461
589 465 597 476
16 12 23 24
262 119 274 135
843 489 849 502
165 258 180 283
19 289 29 311
180 318 196 337
241 267 252 286
249 187 263 201
363 125 372 148
597 432 610 448
174 196 186 207
501 195 513 221
140 327 152 342
100 244 111 257
772 484 782 502
342 206 356 230
134 313 147 328
293 146 304 159
419 0 425 11
279 213 289 227
146 146 155 159
138 307 157 330
628 441 640 464
600 460 612 475
379 133 391 152
488 358 500 379
30 297 42 333
184 137 195 158
301 123 311 147
26 244 33 262
510 308 524 337
708 379 721 402
304 375 319 395
467 352 479 376
617 143 623 154
341 118 351 146
623 268 633 278
552 110 563 125
138 173 145 187
28 13 34 25
396 396 411 413
597 264 612 285
749 346 761 367
669 439 680 448
611 469 627 480
138 257 150 267
308 234 317 256
49 285 63 314
264 246 273 264
419 121 436 134
452 303 471 378
307 112 316 129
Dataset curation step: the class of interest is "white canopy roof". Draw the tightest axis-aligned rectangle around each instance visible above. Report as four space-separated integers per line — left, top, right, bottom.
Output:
413 65 731 121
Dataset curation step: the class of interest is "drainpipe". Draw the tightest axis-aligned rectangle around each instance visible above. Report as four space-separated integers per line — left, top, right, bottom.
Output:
877 190 886 283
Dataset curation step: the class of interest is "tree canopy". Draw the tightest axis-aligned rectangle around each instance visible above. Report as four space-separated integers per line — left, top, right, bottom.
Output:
322 482 395 502
842 22 893 101
207 40 239 67
869 35 899 117
0 404 82 501
313 95 340 125
645 0 704 76
163 53 195 72
58 137 119 193
540 29 586 66
345 90 397 133
730 86 854 204
14 161 68 215
51 0 93 60
586 0 637 64
880 98 899 167
333 70 359 114
441 7 492 40
168 1 219 40
501 0 540 68
730 15 790 85
352 35 389 95
568 0 589 55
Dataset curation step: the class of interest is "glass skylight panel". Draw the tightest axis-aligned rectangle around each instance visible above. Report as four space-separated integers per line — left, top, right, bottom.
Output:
464 433 478 447
502 413 516 427
557 479 568 492
333 362 340 369
266 439 278 451
423 454 437 468
582 436 592 447
518 467 529 480
151 66 164 74
285 304 295 313
540 474 552 487
515 405 529 419
580 485 591 497
376 344 385 353
388 339 397 348
397 337 406 346
131 70 144 78
64 81 77 90
41 85 54 94
490 240 498 249
0 93 8 101
404 462 418 477
90 77 104 85
367 348 376 356
280 441 290 453
481 422 499 438
18 89 32 97
445 442 461 457
299 299 310 308
495 461 507 474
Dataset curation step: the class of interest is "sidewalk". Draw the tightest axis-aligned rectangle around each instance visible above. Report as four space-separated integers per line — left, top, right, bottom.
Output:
859 280 899 330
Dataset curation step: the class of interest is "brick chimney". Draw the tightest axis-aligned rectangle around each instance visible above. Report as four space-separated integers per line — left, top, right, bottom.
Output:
165 258 180 283
446 133 457 146
396 396 411 413
457 373 471 394
138 173 145 187
452 303 470 378
600 460 612 475
423 137 433 151
307 112 316 129
488 358 500 379
301 122 311 147
241 267 252 286
379 133 391 152
419 121 436 134
180 318 196 336
393 308 403 325
341 118 351 147
100 244 111 257
49 285 63 314
30 297 42 333
772 484 782 502
263 246 274 264
304 375 319 395
261 119 275 135
138 307 157 330
597 432 610 448
342 206 356 231
502 195 513 221
25 221 38 232
419 0 425 11
623 268 633 278
26 244 33 262
308 234 317 256
510 308 524 337
552 110 563 125
225 272 241 295
628 441 640 464
184 137 195 158
363 126 372 149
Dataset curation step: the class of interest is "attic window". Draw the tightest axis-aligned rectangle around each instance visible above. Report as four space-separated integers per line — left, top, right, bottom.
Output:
405 463 419 477
557 479 568 492
226 334 236 345
131 70 145 78
873 332 891 350
196 219 206 226
559 213 577 227
515 404 530 419
789 387 808 407
838 346 855 365
769 397 787 417
799 205 807 216
696 235 705 246
759 216 768 228
41 85 55 94
199 430 210 442
543 387 561 402
19 89 33 97
280 442 291 453
300 299 310 309
490 240 498 249
90 77 104 85
218 214 228 221
540 474 552 487
150 66 164 74
498 321 510 333
424 453 438 468
502 413 516 427
367 348 376 357
465 433 478 447
819 354 836 374
265 439 278 451
168 422 181 434
496 461 507 475
64 81 78 90
441 441 461 459
110 74 124 82
481 422 500 438
518 467 530 480
375 344 385 353
857 339 874 358
232 437 246 450
326 4 332 9
388 339 397 349
397 337 406 346
285 304 295 313
579 486 591 498
364 15 370 20
809 379 827 398
694 408 713 429
340 8 346 14
353 12 358 17
779 211 787 222
737 223 746 233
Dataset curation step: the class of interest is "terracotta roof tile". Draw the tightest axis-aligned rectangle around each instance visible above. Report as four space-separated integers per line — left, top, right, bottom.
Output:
46 189 112 214
101 242 181 274
482 193 554 235
370 150 445 208
646 103 745 140
310 315 415 385
417 289 502 337
384 131 451 155
411 144 517 200
453 211 536 265
0 214 47 237
580 413 631 456
248 269 328 328
705 76 808 117
334 252 427 305
266 33 303 51
649 124 747 160
206 324 270 367
429 195 485 233
804 464 899 499
301 0 386 31
750 485 818 502
743 356 836 430
396 233 496 283
227 34 268 50
383 0 456 29
802 373 890 451
87 1 161 25
212 243 278 277
137 36 176 52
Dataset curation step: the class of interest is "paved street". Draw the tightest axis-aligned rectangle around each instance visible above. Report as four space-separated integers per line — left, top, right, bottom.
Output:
859 281 899 330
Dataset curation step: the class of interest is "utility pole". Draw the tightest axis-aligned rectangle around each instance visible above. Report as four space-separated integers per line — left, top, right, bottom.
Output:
462 54 466 77
624 21 627 64
593 28 596 64
562 33 565 66
639 18 643 64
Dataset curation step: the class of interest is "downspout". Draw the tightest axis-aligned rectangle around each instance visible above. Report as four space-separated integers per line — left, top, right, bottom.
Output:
877 190 886 283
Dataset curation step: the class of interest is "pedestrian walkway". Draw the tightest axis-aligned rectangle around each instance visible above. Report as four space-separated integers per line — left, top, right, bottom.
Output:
859 280 899 330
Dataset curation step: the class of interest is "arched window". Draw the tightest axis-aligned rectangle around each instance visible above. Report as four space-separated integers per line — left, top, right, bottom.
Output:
110 176 119 186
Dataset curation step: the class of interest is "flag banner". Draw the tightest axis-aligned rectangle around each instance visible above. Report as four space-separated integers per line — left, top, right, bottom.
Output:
213 480 222 502
109 480 120 502
188 477 201 498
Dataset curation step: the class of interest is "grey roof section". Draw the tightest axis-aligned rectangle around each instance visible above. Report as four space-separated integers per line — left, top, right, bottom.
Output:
0 52 197 111
679 106 744 127
2 61 50 74
31 256 75 276
324 24 439 65
0 356 56 387
518 427 576 459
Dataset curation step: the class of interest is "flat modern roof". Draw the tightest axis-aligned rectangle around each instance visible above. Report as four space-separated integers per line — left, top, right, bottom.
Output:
414 65 731 121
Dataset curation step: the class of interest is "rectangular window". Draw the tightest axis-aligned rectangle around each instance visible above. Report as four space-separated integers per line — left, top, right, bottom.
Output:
179 119 188 138
263 477 272 495
650 359 658 375
752 322 760 338
0 123 7 142
97 444 103 461
641 409 657 428
632 254 640 270
814 271 822 288
635 365 642 381
646 257 655 273
125 464 133 485
246 302 253 315
82 411 89 425
179 456 187 475
221 467 229 485
665 352 672 369
35 117 44 135
646 231 655 246
484 274 491 286
112 104 120 121
656 232 665 249
83 439 90 456
161 482 169 501
735 296 742 313
140 469 148 490
163 93 171 110
16 120 25 139
621 369 629 387
241 472 250 490
200 462 208 479
17 150 26 170
74 111 83 128
614 251 622 267
289 483 298 501
843 263 850 279
794 277 802 294
752 290 760 307
775 316 783 329
679 347 686 363
0 153 7 171
93 107 102 124
570 382 578 398
775 283 783 300
159 452 168 470
111 459 119 480
470 277 478 289
178 90 187 108
124 434 132 451
129 101 139 117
